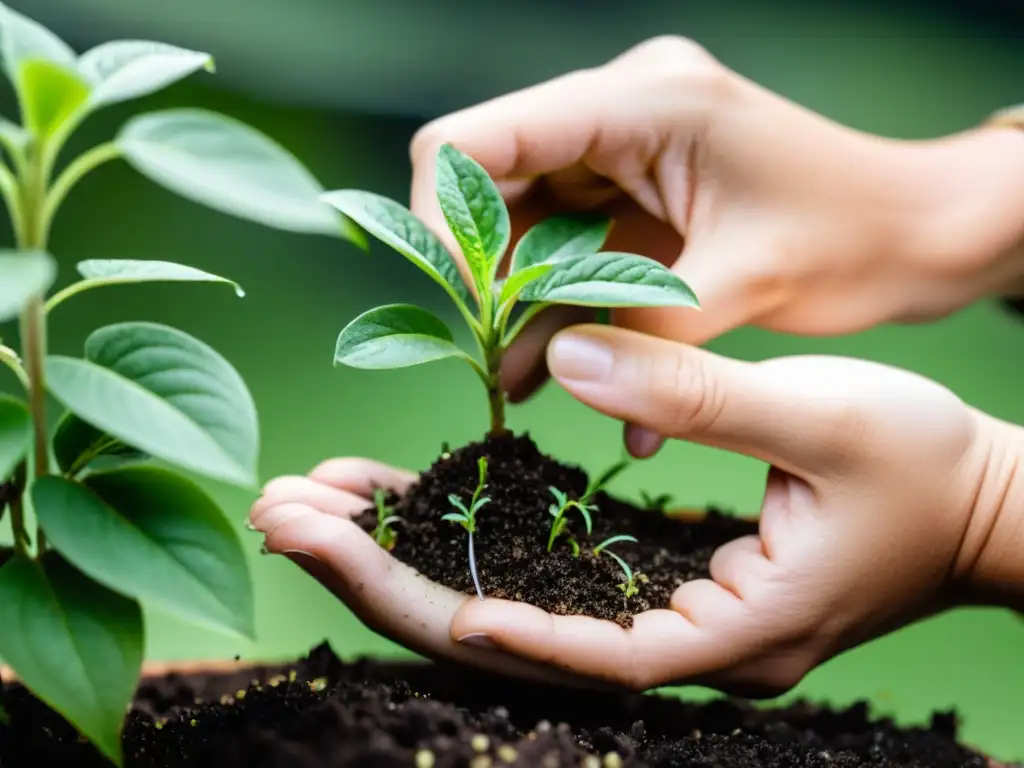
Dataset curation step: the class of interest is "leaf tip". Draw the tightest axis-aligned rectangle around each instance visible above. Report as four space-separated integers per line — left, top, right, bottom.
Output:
203 55 216 74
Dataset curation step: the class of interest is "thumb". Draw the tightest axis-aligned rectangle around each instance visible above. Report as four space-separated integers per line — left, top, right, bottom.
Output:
546 325 835 473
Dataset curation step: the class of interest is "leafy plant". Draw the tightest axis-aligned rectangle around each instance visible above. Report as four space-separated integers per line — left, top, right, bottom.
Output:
640 491 674 512
592 535 646 601
441 457 490 600
547 458 630 554
371 487 402 551
0 5 361 764
324 144 699 435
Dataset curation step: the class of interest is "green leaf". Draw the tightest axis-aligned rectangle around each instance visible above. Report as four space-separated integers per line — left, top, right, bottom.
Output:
320 190 473 309
77 40 214 109
18 59 90 138
0 395 29 480
52 411 147 476
510 214 612 272
45 321 259 487
0 554 142 766
570 504 593 535
520 252 699 308
117 108 364 243
33 470 254 639
434 143 510 288
72 259 244 298
595 534 638 553
498 262 553 306
0 250 57 323
335 304 469 370
441 512 468 525
586 459 630 497
0 3 76 80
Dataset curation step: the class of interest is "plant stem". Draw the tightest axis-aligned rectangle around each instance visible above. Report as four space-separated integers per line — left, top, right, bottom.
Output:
467 532 484 601
43 142 120 229
0 345 29 390
8 493 28 556
483 332 508 436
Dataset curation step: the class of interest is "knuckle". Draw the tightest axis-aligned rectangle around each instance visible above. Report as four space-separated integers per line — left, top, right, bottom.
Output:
656 352 724 438
409 119 450 163
621 35 713 69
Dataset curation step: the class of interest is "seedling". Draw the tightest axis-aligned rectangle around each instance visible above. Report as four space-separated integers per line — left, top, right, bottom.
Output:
640 491 674 512
324 145 699 435
371 488 402 550
546 486 595 554
0 5 361 764
546 458 630 553
441 457 491 600
592 535 646 601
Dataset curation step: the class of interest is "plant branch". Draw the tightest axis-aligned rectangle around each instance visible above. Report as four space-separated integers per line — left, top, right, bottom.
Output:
43 142 121 234
0 345 29 390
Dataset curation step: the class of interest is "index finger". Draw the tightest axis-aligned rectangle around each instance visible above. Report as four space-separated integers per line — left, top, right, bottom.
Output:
408 69 602 253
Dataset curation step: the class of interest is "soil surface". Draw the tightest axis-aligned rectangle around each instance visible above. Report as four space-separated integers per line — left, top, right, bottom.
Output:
0 643 997 767
355 431 759 627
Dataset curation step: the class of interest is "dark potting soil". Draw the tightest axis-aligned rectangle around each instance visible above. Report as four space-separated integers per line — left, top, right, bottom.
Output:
354 431 759 627
0 642 996 767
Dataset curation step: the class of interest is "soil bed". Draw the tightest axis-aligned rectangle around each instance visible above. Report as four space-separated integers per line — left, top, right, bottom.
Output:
0 642 996 767
356 431 759 627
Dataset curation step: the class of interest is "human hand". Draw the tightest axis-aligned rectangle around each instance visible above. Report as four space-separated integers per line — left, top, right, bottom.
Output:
407 35 1024 456
249 323 1024 694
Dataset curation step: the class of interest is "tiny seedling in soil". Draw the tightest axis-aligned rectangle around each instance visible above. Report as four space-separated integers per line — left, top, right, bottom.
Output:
546 485 594 554
323 144 698 436
0 4 362 764
441 456 491 600
640 491 674 512
371 487 402 550
592 535 646 601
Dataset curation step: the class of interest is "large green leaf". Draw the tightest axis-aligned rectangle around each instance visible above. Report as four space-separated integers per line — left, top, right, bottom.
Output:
0 250 57 323
0 395 29 480
434 143 509 288
117 108 364 243
77 40 214 109
0 2 76 81
45 321 259 487
0 554 142 766
497 262 553 306
51 411 147 477
18 59 89 137
34 470 254 638
510 214 612 272
520 252 700 307
335 304 469 369
321 190 474 309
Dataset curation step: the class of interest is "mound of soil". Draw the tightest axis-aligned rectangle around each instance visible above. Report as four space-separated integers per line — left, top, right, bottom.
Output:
355 431 759 627
0 643 996 767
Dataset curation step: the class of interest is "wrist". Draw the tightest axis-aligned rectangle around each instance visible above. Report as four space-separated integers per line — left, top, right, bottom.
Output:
955 412 1024 611
885 127 1024 305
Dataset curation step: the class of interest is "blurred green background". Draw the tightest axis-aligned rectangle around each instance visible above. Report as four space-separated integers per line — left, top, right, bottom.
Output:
1 0 1022 760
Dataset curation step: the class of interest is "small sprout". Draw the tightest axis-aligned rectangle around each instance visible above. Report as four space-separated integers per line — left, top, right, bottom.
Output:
189 718 197 727
268 674 286 687
583 756 601 768
640 491 673 512
497 745 518 763
370 487 402 550
471 733 490 753
308 677 328 693
546 486 594 553
443 456 491 600
220 694 233 706
592 535 643 602
288 670 297 682
603 753 624 768
154 720 165 730
415 749 437 768
235 689 246 700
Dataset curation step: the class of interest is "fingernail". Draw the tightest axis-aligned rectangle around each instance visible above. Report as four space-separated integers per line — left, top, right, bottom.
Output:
456 632 497 650
283 549 321 562
548 332 613 383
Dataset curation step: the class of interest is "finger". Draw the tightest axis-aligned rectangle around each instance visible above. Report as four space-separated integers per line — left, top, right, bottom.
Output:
251 476 370 527
451 590 771 691
624 422 664 459
408 69 602 244
546 325 839 473
307 457 417 499
502 304 594 403
261 505 605 689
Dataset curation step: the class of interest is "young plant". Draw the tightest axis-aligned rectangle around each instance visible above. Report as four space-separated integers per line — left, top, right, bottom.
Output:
441 457 490 600
323 145 699 435
371 487 402 550
0 5 362 764
547 458 630 554
640 491 674 512
592 535 646 601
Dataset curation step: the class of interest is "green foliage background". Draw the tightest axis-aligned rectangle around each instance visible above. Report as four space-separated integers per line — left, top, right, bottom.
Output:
0 0 1022 760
